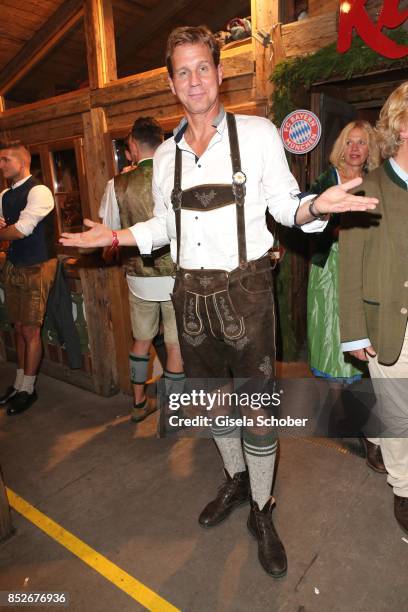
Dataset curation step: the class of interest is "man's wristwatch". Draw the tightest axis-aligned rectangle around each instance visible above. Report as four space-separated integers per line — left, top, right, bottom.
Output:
309 197 328 220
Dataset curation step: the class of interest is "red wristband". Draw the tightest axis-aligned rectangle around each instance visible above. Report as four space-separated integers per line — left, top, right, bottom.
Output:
106 230 120 261
111 230 119 250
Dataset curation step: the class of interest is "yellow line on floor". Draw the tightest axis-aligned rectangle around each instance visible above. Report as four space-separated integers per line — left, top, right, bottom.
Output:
6 487 180 612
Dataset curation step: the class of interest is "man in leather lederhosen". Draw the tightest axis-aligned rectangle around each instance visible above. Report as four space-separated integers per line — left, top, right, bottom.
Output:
60 26 378 577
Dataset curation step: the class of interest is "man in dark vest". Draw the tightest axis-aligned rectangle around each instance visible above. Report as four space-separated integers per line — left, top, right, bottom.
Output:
0 141 57 415
60 27 377 577
99 118 184 422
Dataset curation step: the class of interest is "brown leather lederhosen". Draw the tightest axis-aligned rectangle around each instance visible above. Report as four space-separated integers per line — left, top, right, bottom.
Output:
170 113 276 383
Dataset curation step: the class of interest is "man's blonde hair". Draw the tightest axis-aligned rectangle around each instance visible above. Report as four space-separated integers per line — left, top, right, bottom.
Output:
166 26 220 78
375 81 408 159
329 120 380 172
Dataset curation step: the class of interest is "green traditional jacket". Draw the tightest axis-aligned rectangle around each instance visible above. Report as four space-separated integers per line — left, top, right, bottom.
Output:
114 159 174 277
339 160 408 364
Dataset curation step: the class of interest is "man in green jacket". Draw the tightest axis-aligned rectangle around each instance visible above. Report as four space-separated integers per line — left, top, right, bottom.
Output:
339 81 408 535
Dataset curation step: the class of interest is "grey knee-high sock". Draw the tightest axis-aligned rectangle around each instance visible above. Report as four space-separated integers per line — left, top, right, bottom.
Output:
164 370 186 396
129 353 150 385
211 423 246 478
243 430 278 509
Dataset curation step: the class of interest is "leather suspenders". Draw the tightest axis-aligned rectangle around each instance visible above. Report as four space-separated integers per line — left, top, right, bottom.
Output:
171 112 248 270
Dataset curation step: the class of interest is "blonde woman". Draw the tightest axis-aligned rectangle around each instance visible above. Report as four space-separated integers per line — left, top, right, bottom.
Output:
308 120 380 383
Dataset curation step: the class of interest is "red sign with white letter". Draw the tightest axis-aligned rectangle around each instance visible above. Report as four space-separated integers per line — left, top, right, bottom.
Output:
337 0 408 58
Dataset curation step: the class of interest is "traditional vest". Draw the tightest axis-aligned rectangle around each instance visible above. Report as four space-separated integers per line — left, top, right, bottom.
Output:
114 160 174 277
2 176 56 267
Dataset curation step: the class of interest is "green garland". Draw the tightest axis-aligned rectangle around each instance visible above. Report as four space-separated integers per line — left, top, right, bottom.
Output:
270 28 408 125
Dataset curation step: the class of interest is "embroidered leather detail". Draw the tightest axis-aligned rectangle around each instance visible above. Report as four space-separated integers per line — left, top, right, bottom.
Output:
182 332 207 346
194 189 216 208
259 356 273 378
199 276 213 288
183 292 203 335
213 292 245 340
224 336 250 350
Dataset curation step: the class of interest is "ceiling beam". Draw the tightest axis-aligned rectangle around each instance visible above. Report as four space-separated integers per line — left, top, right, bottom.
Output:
119 0 250 73
119 0 198 63
0 0 84 96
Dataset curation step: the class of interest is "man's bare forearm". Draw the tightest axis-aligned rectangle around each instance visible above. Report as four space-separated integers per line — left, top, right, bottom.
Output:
60 220 137 248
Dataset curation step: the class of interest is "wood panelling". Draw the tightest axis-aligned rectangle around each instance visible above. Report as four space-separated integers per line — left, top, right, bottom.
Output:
115 0 250 77
282 11 337 58
0 90 90 131
0 115 84 146
92 44 253 108
308 0 338 17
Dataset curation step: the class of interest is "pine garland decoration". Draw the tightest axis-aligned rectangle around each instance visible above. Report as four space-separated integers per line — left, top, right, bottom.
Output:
270 28 408 125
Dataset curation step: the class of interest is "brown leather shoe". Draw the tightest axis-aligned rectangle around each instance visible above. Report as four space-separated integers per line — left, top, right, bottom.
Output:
198 470 250 528
247 500 287 578
361 438 387 473
394 494 408 534
131 398 157 423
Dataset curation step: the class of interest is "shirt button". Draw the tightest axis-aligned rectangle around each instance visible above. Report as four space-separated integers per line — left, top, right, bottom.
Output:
401 307 408 315
195 216 198 220
198 164 201 168
404 281 408 288
197 242 201 246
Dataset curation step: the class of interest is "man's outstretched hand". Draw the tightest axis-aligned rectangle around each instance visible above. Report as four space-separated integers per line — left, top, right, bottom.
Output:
60 219 113 248
314 177 378 214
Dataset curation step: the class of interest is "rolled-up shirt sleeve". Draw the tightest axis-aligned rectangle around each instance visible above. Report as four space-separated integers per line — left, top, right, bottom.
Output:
14 185 55 236
262 121 327 233
341 338 371 352
99 179 121 230
128 163 170 254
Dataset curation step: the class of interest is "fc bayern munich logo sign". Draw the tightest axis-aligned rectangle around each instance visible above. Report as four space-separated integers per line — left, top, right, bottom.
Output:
280 110 321 154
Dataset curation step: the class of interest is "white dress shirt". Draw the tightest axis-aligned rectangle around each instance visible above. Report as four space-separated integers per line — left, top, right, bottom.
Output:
130 112 326 271
0 175 54 236
341 157 408 353
98 167 174 302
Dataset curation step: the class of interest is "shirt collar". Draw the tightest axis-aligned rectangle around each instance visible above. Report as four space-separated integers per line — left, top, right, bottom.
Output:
389 157 408 188
137 158 153 167
173 105 226 144
12 174 32 189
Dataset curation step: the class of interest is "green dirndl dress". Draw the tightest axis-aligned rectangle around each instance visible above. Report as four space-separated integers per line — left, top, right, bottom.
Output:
307 167 365 383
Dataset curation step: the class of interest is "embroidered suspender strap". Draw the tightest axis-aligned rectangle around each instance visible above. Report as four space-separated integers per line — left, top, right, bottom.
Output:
226 112 247 268
171 145 183 269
